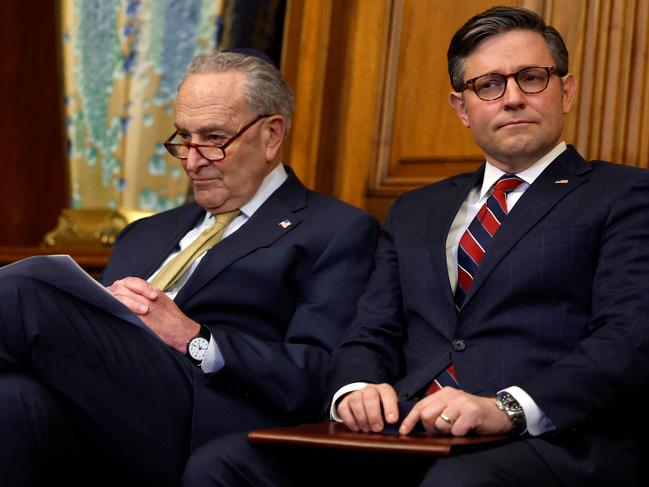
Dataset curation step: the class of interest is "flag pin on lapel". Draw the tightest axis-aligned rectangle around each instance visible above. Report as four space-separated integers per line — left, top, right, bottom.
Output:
554 179 569 184
278 219 292 229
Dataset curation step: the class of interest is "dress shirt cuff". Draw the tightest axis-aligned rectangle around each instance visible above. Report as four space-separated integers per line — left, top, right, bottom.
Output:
502 385 555 436
330 382 369 421
200 334 225 374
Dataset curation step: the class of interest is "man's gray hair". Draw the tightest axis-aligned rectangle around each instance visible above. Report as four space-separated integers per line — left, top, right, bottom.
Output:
182 49 294 130
447 6 569 92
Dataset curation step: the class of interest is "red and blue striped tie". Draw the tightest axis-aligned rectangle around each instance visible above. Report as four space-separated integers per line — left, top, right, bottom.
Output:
426 364 460 394
454 174 524 310
427 174 523 395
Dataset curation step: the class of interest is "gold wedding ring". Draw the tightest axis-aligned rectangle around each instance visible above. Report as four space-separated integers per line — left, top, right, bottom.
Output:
439 413 454 426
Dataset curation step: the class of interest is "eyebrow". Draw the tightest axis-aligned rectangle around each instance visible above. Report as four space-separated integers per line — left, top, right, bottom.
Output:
174 123 232 135
472 64 547 77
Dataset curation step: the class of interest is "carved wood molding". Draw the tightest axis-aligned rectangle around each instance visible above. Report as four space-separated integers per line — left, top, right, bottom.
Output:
368 0 547 197
552 0 649 167
281 0 335 189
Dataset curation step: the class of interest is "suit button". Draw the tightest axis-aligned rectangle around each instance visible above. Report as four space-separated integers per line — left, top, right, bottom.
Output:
452 339 466 351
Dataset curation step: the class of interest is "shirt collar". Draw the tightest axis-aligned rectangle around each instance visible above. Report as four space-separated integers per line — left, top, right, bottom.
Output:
203 163 288 223
238 163 288 218
479 142 567 199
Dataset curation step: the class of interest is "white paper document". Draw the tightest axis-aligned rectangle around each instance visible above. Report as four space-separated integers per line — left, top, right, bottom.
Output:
0 254 152 334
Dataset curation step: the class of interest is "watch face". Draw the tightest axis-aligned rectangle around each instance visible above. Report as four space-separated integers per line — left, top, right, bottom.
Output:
188 337 209 361
498 392 523 412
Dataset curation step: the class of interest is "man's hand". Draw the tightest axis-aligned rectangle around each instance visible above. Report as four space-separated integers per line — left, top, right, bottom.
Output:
399 387 513 436
337 383 400 433
106 277 200 353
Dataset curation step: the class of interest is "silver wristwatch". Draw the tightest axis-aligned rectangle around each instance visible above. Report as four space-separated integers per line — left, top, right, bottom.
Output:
495 391 526 435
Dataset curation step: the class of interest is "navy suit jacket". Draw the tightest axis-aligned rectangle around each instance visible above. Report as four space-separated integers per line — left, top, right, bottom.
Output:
328 146 649 484
102 169 380 447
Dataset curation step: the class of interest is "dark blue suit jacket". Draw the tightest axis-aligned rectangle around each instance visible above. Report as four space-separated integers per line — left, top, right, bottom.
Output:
102 169 380 447
328 146 649 484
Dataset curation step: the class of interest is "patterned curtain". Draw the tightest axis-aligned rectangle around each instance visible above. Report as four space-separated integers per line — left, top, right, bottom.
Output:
61 0 224 214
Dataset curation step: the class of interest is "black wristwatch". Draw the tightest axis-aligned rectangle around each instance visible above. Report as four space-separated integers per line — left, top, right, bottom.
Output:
495 391 526 435
186 324 211 366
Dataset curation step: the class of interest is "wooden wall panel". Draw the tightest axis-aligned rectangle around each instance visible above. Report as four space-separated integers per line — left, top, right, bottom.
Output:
282 0 393 210
627 0 649 168
0 2 67 245
372 0 518 198
281 0 334 188
549 0 649 168
282 0 649 222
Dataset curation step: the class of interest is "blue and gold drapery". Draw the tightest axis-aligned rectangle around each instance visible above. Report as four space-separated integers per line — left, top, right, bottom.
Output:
62 0 223 214
46 0 284 246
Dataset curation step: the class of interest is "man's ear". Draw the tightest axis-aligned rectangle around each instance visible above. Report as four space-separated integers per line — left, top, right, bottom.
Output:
449 91 470 128
263 116 287 161
561 73 576 114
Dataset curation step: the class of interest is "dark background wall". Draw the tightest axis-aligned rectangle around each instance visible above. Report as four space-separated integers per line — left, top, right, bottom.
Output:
0 1 67 246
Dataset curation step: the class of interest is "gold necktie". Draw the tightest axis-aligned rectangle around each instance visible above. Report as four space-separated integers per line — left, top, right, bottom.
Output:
151 210 240 291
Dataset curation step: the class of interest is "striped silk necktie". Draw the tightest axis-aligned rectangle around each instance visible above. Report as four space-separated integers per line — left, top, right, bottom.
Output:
454 174 524 310
426 364 460 395
150 210 240 291
426 175 523 395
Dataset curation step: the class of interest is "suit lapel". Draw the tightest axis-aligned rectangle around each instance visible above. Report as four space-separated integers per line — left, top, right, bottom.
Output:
173 173 307 306
462 146 592 307
134 205 205 280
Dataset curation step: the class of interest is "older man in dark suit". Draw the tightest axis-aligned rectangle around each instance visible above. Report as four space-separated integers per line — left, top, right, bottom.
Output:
0 49 379 486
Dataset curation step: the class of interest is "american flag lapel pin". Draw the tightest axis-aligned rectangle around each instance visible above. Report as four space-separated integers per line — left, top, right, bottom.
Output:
554 179 569 184
278 219 292 229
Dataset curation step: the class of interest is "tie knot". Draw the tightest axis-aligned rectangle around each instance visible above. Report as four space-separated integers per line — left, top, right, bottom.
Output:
214 209 240 228
494 174 523 194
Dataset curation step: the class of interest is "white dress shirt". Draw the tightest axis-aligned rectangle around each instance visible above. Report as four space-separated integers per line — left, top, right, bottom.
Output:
147 163 288 373
331 143 567 436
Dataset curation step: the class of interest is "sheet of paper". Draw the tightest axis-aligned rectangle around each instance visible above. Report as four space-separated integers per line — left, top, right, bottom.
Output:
0 254 152 335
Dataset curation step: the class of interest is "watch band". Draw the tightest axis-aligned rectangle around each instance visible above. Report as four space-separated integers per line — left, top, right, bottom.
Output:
495 391 526 435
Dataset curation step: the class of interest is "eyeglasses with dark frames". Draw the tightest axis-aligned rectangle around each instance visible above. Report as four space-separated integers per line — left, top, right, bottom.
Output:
164 114 273 161
461 66 558 101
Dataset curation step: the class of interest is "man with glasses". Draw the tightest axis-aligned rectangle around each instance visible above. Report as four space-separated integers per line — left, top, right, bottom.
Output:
326 6 649 486
0 49 379 486
186 7 649 487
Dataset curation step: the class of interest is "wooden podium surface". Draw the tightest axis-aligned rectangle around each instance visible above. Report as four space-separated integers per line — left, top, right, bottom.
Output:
249 422 508 457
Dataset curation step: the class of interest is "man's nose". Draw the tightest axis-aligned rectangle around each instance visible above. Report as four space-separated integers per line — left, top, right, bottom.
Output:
501 76 526 108
183 146 209 171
